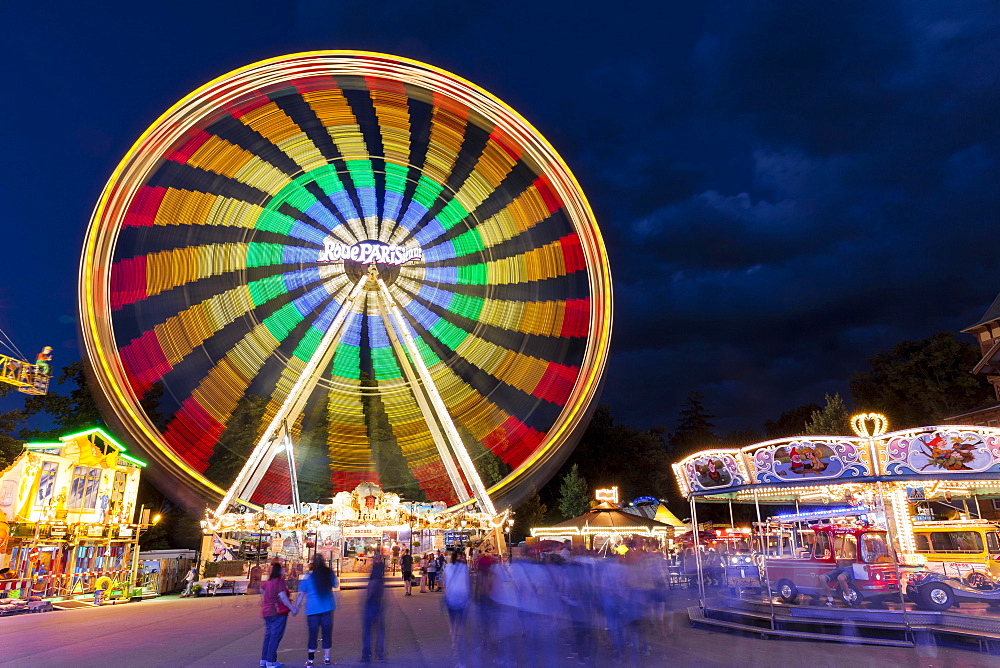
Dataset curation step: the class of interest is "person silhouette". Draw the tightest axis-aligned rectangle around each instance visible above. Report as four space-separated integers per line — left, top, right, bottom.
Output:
361 552 386 661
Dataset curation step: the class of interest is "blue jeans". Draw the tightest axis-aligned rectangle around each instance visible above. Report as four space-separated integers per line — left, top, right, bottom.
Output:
261 614 288 663
307 611 333 650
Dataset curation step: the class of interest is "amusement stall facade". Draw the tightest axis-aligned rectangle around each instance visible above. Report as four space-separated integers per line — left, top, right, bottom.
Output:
674 415 1000 651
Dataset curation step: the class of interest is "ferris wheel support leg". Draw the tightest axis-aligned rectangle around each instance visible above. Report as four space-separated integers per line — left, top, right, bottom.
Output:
214 278 369 516
374 290 471 503
376 278 497 516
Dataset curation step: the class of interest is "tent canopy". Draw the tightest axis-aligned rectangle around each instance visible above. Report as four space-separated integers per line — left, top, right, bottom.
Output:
532 502 673 536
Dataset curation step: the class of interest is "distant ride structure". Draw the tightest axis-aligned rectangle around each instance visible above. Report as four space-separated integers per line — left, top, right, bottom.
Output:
79 52 612 515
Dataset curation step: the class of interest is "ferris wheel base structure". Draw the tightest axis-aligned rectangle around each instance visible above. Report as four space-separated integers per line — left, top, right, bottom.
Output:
79 52 612 515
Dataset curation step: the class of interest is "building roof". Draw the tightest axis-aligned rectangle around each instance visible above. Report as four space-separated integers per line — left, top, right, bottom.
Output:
964 291 1000 332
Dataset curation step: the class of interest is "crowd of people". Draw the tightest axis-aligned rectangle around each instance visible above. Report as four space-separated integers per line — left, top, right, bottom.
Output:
256 543 674 668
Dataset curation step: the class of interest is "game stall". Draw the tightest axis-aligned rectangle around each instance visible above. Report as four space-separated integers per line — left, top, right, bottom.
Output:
673 414 1000 652
0 428 150 609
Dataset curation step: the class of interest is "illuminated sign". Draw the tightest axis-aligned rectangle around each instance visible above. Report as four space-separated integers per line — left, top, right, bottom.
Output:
851 412 888 438
595 487 619 504
318 239 422 265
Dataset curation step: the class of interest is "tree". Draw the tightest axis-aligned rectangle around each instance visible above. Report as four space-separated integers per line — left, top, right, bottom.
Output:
804 393 851 435
361 374 424 501
557 463 590 519
203 394 269 488
764 403 822 439
511 493 547 542
850 332 993 428
458 425 511 488
670 391 717 456
0 385 27 470
20 360 105 440
536 406 680 520
297 391 334 504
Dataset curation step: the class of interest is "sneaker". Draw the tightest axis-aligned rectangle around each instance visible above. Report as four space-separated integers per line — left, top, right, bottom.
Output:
305 661 314 667
323 660 331 666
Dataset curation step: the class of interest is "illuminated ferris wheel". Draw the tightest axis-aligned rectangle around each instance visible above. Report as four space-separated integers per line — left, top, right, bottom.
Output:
79 52 612 515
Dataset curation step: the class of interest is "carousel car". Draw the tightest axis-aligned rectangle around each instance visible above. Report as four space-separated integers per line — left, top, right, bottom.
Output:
907 570 1000 611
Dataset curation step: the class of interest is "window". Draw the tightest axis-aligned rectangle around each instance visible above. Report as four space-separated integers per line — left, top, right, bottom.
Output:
814 532 832 559
914 533 931 551
861 533 892 563
835 534 858 560
987 532 1000 555
34 461 58 507
109 470 127 515
69 466 101 509
929 531 983 553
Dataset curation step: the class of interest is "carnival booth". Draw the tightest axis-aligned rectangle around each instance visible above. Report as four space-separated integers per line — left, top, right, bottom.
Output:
0 428 149 605
673 415 1000 652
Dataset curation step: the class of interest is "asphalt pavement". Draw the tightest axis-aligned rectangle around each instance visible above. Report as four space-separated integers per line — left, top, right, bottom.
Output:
0 585 997 667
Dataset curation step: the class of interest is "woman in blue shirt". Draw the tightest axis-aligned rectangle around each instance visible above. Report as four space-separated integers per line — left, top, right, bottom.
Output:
296 554 338 666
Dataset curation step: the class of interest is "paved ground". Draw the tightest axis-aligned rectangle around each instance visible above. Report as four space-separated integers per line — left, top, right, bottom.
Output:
0 586 998 667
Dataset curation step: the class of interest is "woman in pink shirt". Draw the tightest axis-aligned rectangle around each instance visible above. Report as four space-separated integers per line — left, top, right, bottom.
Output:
260 562 299 668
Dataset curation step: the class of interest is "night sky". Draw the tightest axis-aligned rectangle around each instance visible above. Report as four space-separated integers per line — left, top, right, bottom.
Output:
2 1 998 435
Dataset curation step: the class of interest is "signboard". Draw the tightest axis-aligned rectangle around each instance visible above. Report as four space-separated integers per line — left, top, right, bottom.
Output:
343 526 382 538
86 526 104 537
906 486 926 504
750 439 870 484
118 527 134 537
318 239 422 265
50 526 66 537
885 430 1000 475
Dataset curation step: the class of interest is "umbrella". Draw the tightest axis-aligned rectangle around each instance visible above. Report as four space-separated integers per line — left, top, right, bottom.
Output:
526 539 564 554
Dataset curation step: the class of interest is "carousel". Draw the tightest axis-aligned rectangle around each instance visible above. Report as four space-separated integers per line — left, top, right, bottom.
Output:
674 414 1000 653
202 481 512 575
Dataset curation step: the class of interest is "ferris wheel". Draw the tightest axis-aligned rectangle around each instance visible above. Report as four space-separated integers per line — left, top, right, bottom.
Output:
79 52 612 515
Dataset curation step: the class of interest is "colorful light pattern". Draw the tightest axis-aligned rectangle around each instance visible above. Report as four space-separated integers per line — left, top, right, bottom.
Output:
79 52 612 511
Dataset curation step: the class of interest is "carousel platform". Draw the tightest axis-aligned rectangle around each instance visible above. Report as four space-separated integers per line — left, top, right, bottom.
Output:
689 595 1000 653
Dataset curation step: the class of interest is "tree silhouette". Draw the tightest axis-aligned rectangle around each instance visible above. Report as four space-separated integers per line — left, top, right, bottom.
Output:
670 391 717 456
558 463 590 519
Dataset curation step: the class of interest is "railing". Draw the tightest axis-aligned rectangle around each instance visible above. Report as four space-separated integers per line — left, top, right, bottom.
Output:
0 354 49 395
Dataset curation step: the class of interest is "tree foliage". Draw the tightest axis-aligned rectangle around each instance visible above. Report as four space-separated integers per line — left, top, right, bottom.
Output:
536 406 678 521
459 425 511 488
511 493 547 542
0 385 27 470
21 361 104 440
804 393 851 435
764 403 822 439
557 463 590 519
361 374 424 501
297 392 334 504
669 391 717 456
850 332 993 428
203 394 269 489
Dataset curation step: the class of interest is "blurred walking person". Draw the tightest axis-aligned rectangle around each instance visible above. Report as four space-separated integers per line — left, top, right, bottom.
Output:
296 554 338 666
401 548 414 596
419 552 429 593
443 551 471 666
361 551 387 662
260 562 298 668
